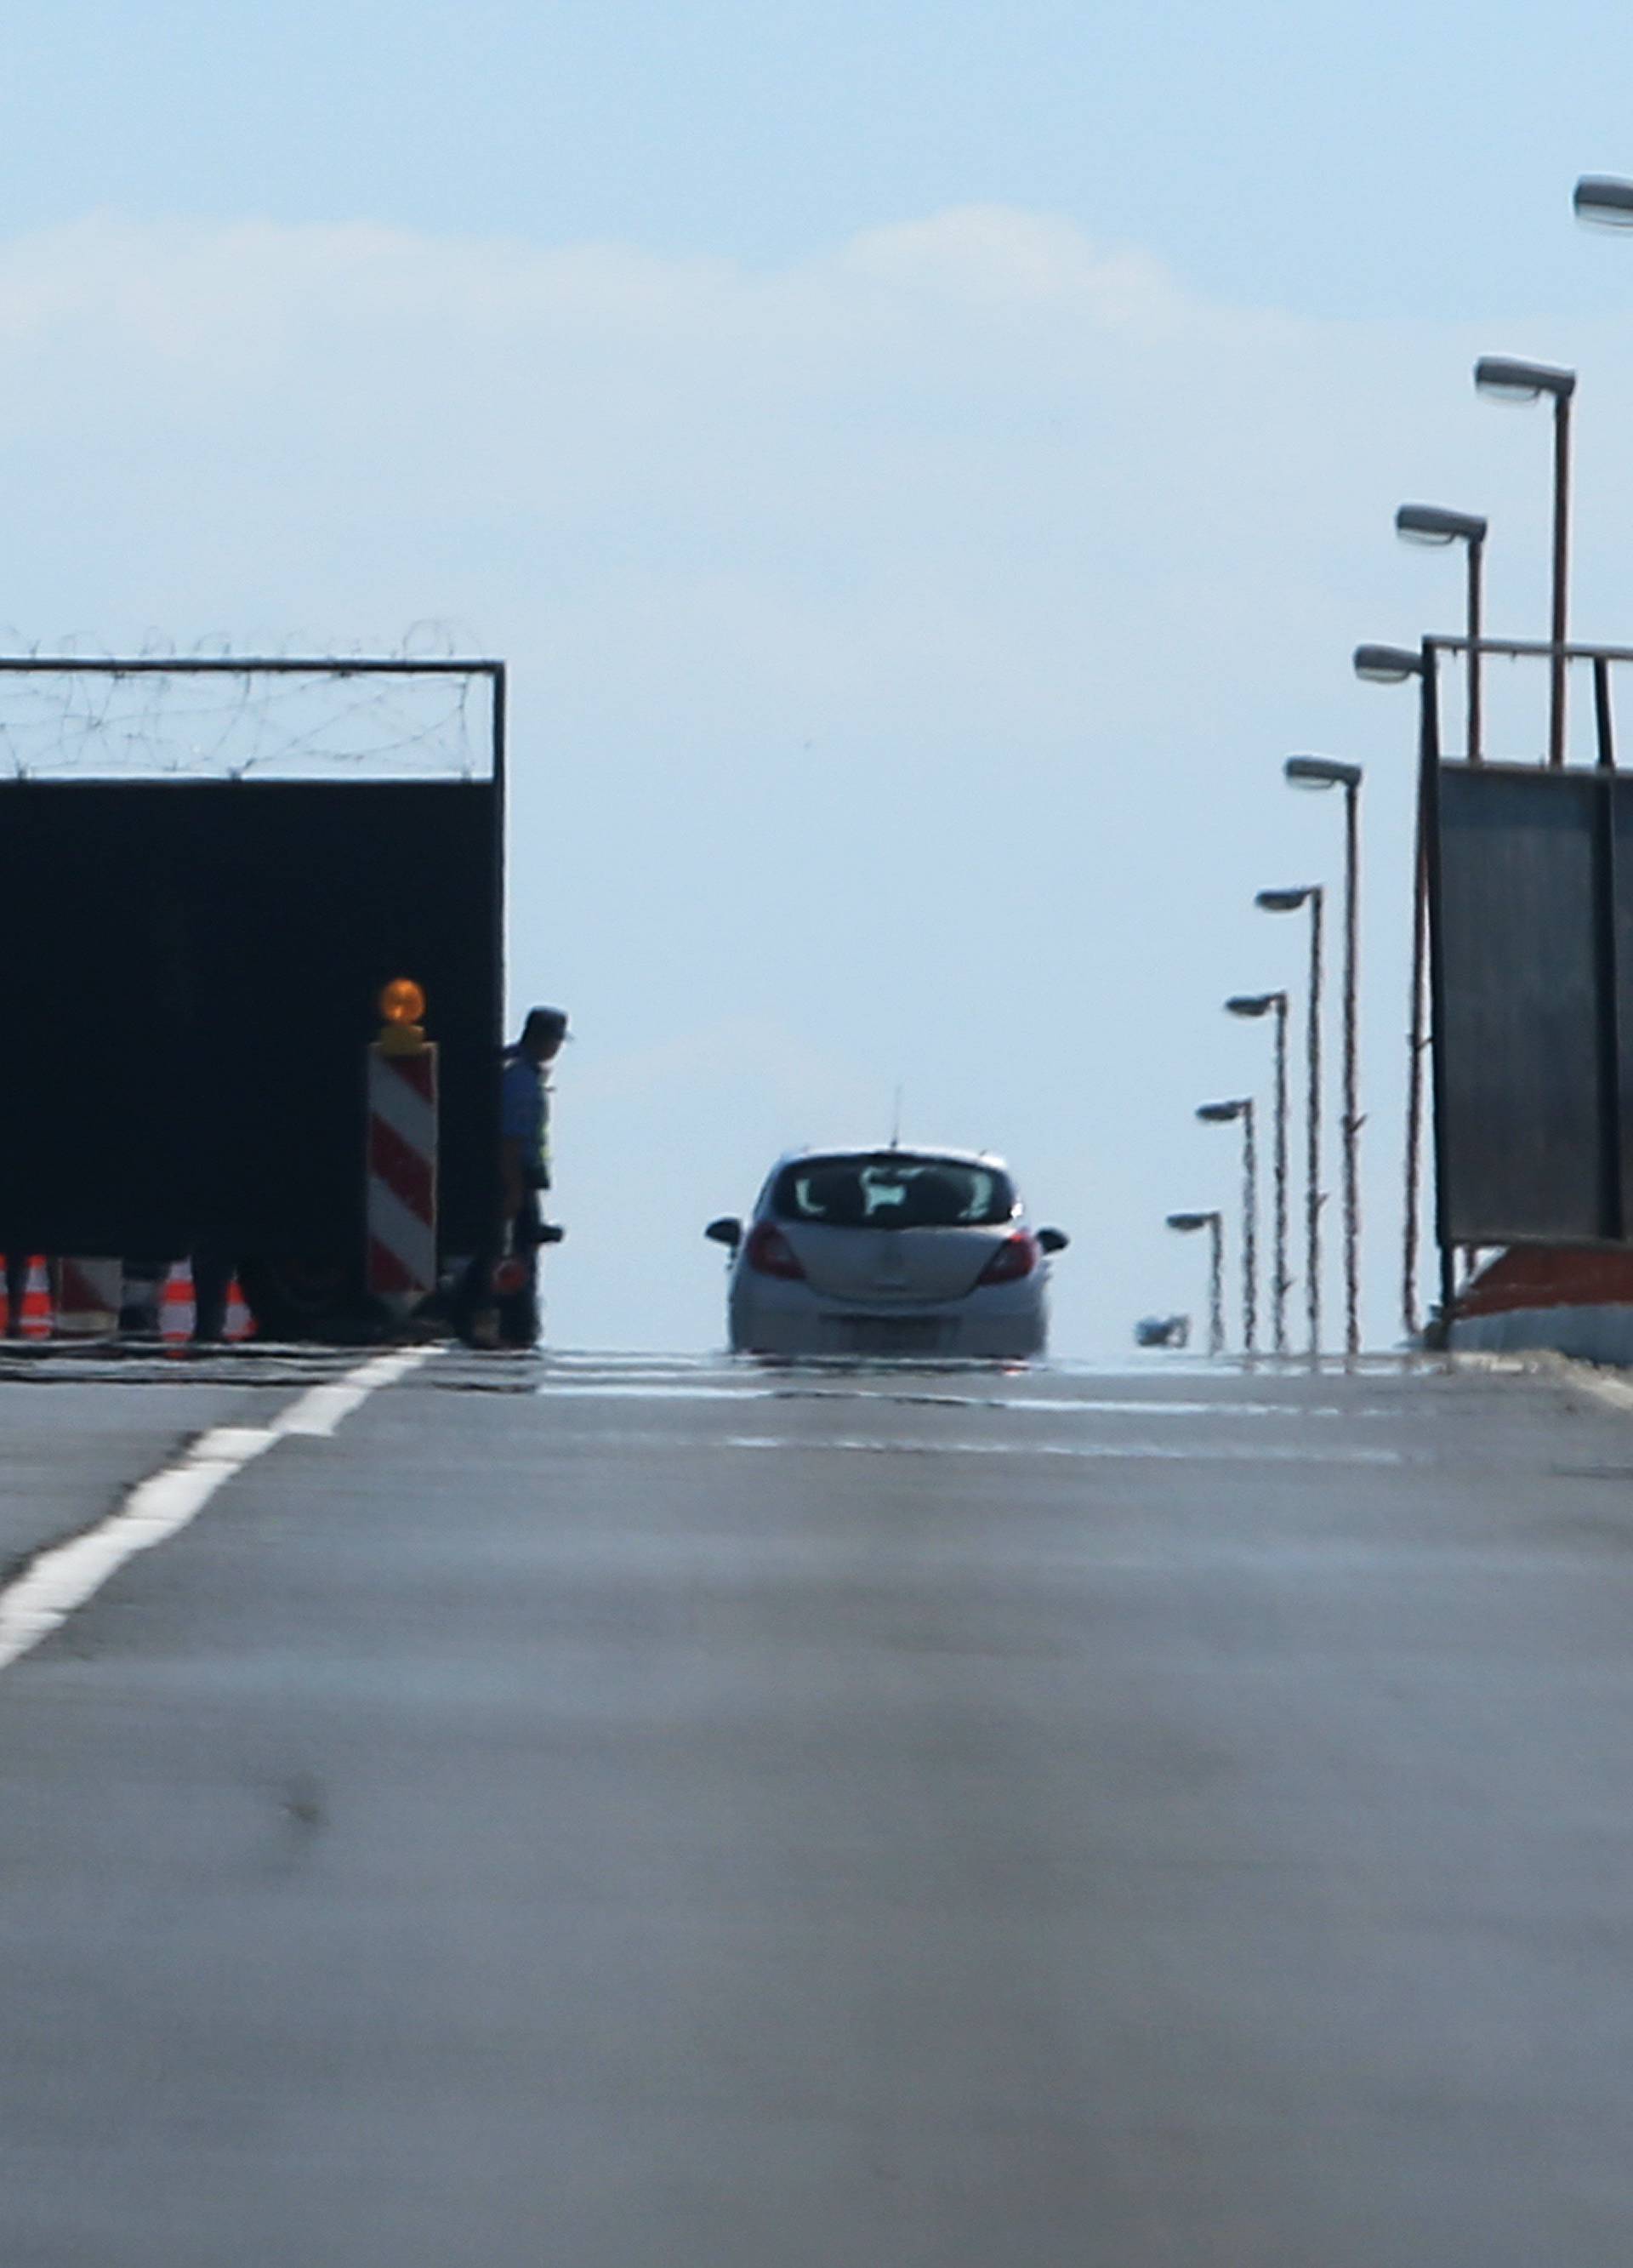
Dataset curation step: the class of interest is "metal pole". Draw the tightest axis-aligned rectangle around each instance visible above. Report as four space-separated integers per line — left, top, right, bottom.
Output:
1418 639 1456 1336
1550 390 1571 768
1591 661 1623 1243
1341 782 1361 1357
1306 889 1324 1362
1404 670 1431 1343
1403 846 1426 1342
1594 656 1617 773
1208 1215 1225 1358
1467 534 1483 763
1272 993 1289 1355
1591 761 1624 1242
1242 1098 1258 1359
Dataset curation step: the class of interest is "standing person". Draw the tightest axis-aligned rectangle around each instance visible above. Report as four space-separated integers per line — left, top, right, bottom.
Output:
496 1005 568 1346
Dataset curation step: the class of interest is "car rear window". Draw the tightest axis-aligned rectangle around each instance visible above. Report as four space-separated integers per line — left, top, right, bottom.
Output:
771 1154 1016 1230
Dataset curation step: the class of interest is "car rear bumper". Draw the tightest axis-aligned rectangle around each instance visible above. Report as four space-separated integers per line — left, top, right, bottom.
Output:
728 1278 1047 1360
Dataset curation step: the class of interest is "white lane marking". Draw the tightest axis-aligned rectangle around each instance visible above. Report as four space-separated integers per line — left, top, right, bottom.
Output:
999 1397 1359 1419
531 1379 1385 1419
540 1352 722 1372
717 1435 1407 1464
537 1382 775 1400
527 1428 1414 1466
270 1347 427 1437
0 1346 430 1674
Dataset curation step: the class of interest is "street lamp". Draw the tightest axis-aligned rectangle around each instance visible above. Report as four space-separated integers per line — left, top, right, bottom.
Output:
1166 1211 1225 1357
1473 355 1576 767
1256 886 1323 1360
1574 175 1633 227
1395 504 1488 761
1196 1097 1256 1357
1353 640 1431 1343
1225 992 1289 1355
1352 643 1425 684
1285 757 1363 1358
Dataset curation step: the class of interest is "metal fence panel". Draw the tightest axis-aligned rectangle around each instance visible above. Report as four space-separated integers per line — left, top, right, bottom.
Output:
1435 765 1605 1243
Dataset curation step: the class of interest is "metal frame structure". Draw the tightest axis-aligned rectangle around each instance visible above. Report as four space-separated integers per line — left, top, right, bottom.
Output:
0 654 509 1296
0 647 509 1069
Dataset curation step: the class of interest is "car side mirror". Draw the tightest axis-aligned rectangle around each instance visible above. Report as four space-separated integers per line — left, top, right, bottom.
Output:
705 1217 743 1250
1037 1228 1069 1254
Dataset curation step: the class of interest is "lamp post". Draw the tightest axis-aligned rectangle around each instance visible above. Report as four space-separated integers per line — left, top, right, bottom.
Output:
1285 757 1363 1357
1166 1211 1225 1356
1574 176 1633 226
1196 1097 1256 1357
1225 992 1289 1354
1394 505 1488 761
1473 356 1576 767
1353 642 1431 1341
1256 886 1323 1359
1352 646 1425 685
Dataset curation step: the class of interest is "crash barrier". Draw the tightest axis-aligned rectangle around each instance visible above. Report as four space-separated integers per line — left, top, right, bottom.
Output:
366 1036 439 1316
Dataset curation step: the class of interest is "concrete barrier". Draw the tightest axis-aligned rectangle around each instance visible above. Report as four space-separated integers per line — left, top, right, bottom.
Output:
1452 1302 1633 1366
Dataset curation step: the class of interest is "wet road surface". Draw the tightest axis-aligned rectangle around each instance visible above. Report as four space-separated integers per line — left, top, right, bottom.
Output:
3 1352 1633 2264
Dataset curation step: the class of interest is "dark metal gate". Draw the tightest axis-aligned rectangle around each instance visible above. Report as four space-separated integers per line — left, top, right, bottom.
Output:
0 658 505 1273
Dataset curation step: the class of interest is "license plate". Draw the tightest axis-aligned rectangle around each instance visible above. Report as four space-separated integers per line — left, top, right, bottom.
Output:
824 1314 946 1353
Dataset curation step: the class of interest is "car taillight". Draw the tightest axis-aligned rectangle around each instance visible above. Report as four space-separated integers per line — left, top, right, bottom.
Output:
745 1222 805 1280
977 1232 1037 1285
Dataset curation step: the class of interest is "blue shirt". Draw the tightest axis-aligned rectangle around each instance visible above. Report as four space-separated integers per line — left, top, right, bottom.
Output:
501 1051 551 1187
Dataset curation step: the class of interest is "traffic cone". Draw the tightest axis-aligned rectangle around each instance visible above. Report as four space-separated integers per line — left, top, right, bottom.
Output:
223 1275 256 1343
0 1257 9 1337
160 1262 196 1353
20 1257 53 1341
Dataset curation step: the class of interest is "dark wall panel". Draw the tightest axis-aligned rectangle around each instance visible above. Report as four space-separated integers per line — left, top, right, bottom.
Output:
0 781 502 1266
1436 765 1603 1244
1612 786 1633 1226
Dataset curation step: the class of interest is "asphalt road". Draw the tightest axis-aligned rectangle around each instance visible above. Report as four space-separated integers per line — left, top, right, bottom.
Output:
3 1351 1633 2265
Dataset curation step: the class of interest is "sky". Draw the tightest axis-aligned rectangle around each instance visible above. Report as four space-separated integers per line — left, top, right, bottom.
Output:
5 1 1633 1353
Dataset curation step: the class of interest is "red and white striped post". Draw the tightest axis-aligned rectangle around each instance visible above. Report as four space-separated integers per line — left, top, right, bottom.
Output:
367 979 438 1317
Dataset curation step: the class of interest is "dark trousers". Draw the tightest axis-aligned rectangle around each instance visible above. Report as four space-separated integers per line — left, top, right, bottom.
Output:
453 1194 542 1348
498 1193 543 1347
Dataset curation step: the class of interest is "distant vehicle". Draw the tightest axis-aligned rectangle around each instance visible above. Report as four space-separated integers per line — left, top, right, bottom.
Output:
705 1146 1068 1359
1135 1315 1191 1349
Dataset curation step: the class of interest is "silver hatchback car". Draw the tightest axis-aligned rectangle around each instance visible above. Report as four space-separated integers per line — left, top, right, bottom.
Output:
706 1145 1068 1359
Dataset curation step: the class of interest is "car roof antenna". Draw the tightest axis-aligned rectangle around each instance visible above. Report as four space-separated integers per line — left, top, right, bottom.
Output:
890 1086 903 1149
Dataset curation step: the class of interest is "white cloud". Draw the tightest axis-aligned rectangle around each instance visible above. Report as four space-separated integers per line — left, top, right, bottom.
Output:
839 205 1190 324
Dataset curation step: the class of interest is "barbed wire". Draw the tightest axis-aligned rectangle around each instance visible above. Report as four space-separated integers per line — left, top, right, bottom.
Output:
0 645 496 782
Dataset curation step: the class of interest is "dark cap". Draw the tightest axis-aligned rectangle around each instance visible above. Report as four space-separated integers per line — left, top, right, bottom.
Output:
522 1005 569 1042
